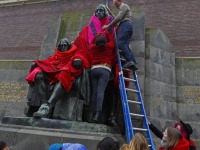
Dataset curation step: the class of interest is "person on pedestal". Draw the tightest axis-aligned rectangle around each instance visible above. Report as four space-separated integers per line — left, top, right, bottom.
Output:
102 0 138 70
74 4 118 126
25 38 90 118
89 30 116 124
90 4 120 126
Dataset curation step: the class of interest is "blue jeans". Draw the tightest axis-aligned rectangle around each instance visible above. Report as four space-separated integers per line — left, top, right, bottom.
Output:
91 68 110 111
117 21 136 63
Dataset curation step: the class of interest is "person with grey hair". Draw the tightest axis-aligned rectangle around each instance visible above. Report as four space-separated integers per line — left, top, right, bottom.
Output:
102 0 138 70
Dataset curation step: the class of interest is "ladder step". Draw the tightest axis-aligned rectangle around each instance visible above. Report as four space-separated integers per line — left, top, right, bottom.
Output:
122 68 132 72
127 100 141 105
125 88 138 92
130 113 144 117
120 58 126 61
133 127 147 131
124 77 136 82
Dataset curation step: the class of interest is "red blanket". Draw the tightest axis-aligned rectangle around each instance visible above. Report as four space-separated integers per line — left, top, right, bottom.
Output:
26 44 90 92
89 30 117 67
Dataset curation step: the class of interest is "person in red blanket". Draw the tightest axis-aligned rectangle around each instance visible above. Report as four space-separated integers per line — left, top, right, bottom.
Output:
25 38 90 118
74 4 119 126
89 30 116 123
159 127 189 150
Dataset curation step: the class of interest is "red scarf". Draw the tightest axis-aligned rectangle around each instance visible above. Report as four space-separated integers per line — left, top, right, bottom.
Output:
35 45 77 73
26 45 77 85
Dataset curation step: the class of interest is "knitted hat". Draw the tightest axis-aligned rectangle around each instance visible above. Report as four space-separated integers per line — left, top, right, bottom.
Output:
48 143 62 150
95 36 106 48
62 143 88 150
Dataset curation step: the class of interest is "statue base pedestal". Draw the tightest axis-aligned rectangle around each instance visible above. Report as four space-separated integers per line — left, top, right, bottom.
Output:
1 116 124 150
2 116 121 134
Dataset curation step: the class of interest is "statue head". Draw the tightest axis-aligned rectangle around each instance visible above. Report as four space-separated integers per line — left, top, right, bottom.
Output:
95 36 106 48
57 38 72 52
95 4 108 19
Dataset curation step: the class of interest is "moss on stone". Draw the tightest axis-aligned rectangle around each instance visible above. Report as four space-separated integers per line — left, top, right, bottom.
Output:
0 61 32 70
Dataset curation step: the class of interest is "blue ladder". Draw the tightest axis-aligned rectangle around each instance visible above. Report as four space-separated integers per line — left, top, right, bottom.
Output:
114 29 155 150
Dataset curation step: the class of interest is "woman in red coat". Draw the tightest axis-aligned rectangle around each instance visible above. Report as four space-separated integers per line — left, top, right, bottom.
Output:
159 127 189 150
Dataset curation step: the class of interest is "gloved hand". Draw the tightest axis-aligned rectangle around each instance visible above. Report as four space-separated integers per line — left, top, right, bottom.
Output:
72 59 82 69
31 62 37 69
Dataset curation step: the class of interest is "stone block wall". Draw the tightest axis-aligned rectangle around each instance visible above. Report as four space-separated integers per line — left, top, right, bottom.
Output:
176 58 200 143
145 29 200 149
144 28 177 148
0 60 30 121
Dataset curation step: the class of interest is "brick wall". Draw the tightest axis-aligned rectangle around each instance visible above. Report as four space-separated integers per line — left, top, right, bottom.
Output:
0 0 199 59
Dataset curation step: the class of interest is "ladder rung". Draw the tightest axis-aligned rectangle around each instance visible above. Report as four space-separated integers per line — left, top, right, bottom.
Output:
127 100 141 104
130 113 144 117
124 77 136 82
125 88 138 92
133 127 147 131
120 58 126 61
122 68 132 72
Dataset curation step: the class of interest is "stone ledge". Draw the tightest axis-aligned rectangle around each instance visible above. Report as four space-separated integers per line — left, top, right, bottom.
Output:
0 123 125 150
2 116 121 134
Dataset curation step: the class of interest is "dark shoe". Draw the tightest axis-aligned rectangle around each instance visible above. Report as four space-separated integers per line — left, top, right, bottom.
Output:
92 110 101 123
108 115 117 127
129 62 138 70
123 61 138 70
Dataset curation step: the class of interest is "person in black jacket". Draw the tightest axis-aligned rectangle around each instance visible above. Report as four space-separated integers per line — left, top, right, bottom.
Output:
148 120 196 150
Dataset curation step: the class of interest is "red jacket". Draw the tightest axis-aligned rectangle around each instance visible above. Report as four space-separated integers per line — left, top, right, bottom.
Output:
89 31 117 67
159 138 189 150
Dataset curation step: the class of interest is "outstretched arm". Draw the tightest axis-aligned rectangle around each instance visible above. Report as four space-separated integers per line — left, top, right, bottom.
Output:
105 5 115 18
148 121 163 139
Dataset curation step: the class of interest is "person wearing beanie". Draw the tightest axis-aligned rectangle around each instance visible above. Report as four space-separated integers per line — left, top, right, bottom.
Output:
148 120 196 150
89 30 117 124
48 143 88 150
48 143 62 150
